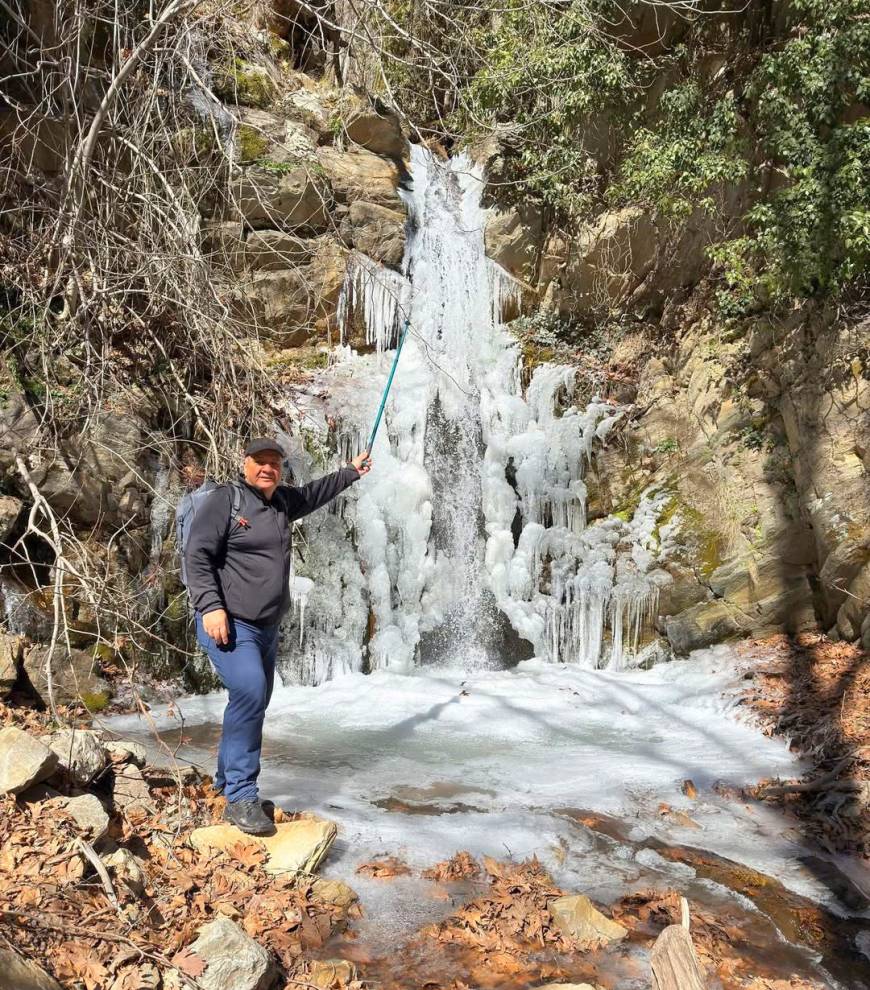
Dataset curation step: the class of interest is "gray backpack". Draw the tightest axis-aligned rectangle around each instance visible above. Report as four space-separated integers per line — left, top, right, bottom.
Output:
175 481 242 587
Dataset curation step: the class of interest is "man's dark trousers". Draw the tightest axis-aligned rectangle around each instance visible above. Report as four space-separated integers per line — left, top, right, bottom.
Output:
195 612 279 803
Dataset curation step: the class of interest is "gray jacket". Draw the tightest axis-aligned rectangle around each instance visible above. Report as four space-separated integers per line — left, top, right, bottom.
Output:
184 468 359 627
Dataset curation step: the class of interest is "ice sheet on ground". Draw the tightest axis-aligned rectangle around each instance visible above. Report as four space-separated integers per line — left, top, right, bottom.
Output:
108 645 868 934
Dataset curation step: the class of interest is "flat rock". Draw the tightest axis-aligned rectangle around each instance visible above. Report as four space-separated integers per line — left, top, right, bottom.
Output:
188 915 276 990
0 947 63 990
0 726 58 794
550 894 628 945
112 762 154 813
308 959 357 989
190 816 337 875
105 738 147 767
537 985 598 990
45 728 106 784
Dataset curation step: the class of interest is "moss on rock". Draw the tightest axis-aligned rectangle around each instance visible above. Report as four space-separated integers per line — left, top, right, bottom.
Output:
237 124 269 164
215 59 277 109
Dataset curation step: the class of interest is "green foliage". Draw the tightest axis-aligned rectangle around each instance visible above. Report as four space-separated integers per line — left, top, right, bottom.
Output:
455 1 637 216
610 83 748 219
714 0 870 308
653 437 681 455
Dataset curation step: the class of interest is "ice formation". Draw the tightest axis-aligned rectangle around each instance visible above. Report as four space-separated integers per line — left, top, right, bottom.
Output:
281 147 669 683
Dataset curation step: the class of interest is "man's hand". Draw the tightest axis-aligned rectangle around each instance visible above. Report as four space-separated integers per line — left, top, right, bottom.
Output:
203 608 230 646
351 450 372 475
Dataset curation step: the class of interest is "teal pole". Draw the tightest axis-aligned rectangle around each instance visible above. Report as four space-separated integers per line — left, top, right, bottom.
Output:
367 318 410 453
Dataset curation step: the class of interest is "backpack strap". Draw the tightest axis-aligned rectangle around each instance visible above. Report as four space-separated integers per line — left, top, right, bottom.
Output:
224 481 244 535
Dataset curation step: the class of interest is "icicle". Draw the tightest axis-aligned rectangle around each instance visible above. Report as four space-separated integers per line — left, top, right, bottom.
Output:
337 252 409 354
289 576 315 646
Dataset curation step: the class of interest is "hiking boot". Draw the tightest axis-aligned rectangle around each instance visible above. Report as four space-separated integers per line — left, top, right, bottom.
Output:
223 799 275 836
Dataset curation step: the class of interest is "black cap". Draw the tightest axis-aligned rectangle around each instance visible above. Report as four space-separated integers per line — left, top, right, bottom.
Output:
244 437 287 458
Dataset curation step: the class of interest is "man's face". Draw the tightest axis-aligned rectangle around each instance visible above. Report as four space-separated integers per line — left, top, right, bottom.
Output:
243 451 283 497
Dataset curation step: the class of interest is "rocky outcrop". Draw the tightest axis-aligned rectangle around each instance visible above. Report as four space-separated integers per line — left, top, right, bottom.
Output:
341 200 406 269
0 394 153 534
576 302 870 653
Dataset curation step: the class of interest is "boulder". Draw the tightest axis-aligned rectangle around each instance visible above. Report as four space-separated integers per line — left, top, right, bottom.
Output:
835 560 870 641
0 493 21 542
0 947 63 990
537 985 597 990
62 792 110 840
309 877 359 932
202 221 246 271
20 644 113 709
187 915 277 990
102 846 146 894
105 739 148 767
550 894 628 945
0 726 58 794
345 105 408 159
317 147 405 210
342 201 406 269
190 815 337 875
0 628 23 697
0 393 40 474
45 728 106 785
310 877 359 913
233 165 331 231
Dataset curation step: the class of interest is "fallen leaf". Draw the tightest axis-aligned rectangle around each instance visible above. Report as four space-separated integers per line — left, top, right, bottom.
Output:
356 856 412 879
170 946 206 977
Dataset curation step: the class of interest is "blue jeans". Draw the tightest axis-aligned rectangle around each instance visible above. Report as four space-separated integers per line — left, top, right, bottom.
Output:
195 612 280 803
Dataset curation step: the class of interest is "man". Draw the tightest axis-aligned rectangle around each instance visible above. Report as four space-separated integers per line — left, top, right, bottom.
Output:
184 437 371 834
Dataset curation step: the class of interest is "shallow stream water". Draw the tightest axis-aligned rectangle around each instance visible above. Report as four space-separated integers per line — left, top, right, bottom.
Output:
108 646 870 988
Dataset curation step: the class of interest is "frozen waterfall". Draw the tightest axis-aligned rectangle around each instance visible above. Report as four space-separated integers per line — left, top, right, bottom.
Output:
281 147 667 683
